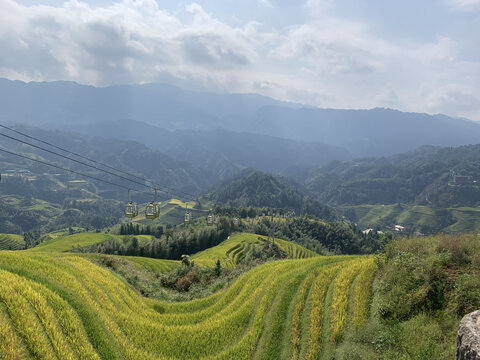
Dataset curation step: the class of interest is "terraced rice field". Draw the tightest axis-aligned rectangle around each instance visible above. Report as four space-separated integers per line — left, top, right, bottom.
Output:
192 233 318 267
116 256 179 273
0 251 375 359
0 233 24 250
63 253 181 274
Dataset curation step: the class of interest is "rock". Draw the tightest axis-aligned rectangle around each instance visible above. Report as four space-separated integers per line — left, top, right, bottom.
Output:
457 310 480 360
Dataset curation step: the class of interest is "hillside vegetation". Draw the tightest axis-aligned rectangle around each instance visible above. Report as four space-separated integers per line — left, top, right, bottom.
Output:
302 144 480 208
341 204 480 234
28 233 156 253
206 169 335 220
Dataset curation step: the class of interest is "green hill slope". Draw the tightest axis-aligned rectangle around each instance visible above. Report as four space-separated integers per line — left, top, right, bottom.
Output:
191 233 318 267
0 233 24 250
28 232 156 253
0 251 373 359
304 144 480 207
342 204 480 233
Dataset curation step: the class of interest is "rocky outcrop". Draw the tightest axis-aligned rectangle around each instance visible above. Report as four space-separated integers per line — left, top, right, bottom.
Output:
457 310 480 360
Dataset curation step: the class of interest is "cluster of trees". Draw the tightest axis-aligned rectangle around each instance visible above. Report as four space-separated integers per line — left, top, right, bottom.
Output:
0 200 43 233
23 230 42 249
119 223 164 238
78 220 232 260
63 198 123 218
247 216 390 255
212 206 292 218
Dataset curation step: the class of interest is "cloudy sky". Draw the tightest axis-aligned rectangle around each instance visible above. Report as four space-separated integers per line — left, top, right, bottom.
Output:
1 0 479 121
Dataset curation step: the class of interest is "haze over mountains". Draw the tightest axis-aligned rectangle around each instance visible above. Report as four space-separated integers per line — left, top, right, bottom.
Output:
1 78 480 161
1 78 480 234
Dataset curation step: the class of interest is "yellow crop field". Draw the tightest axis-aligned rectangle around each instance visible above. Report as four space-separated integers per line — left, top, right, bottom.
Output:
0 250 376 359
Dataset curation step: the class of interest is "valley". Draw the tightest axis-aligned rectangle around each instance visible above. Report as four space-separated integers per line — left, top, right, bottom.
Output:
0 80 479 360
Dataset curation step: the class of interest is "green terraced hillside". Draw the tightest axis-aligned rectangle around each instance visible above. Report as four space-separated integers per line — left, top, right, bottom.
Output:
342 204 480 233
0 233 24 250
61 253 180 274
28 232 156 253
24 232 181 273
0 251 374 359
191 233 318 267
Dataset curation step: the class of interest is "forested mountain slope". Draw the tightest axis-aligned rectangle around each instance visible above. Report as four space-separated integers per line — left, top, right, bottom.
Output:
69 119 351 175
301 144 480 207
205 169 335 220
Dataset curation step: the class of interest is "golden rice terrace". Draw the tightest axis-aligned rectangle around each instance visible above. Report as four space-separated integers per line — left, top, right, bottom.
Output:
0 250 375 359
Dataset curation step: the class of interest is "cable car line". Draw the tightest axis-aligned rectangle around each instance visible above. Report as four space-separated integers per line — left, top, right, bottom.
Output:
0 123 196 200
0 128 196 201
0 131 151 189
0 146 195 222
0 146 192 203
0 146 140 192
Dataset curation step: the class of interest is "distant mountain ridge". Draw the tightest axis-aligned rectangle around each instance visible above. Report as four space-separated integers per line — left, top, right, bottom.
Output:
248 106 480 156
67 119 351 176
1 78 480 158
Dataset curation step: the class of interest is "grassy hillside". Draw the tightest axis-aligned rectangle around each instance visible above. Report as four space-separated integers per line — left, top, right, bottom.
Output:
62 253 180 274
191 233 318 267
0 233 24 250
342 204 480 233
447 207 480 233
0 251 374 359
28 232 156 253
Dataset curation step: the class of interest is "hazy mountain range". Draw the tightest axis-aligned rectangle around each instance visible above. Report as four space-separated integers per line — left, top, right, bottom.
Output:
1 78 480 160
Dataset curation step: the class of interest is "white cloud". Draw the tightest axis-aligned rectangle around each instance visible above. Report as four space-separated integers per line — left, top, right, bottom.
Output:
257 0 273 8
447 0 480 11
0 0 479 121
0 0 258 85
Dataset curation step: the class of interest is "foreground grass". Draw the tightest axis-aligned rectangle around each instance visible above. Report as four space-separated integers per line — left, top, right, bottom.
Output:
331 234 480 359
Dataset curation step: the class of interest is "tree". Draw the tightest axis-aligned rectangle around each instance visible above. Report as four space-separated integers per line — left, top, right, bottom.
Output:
215 259 221 276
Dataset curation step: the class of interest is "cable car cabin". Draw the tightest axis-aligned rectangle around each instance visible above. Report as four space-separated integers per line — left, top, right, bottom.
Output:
125 202 139 218
145 202 160 219
184 211 192 224
207 214 214 225
233 217 239 226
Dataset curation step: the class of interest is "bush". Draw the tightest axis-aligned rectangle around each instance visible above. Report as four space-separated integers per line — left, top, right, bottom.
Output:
376 234 480 321
176 271 200 291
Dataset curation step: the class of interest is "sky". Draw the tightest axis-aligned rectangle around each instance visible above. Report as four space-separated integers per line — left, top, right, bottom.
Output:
1 0 479 121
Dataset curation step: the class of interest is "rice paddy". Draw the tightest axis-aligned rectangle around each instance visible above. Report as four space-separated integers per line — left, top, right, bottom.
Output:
191 233 318 267
0 248 375 359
